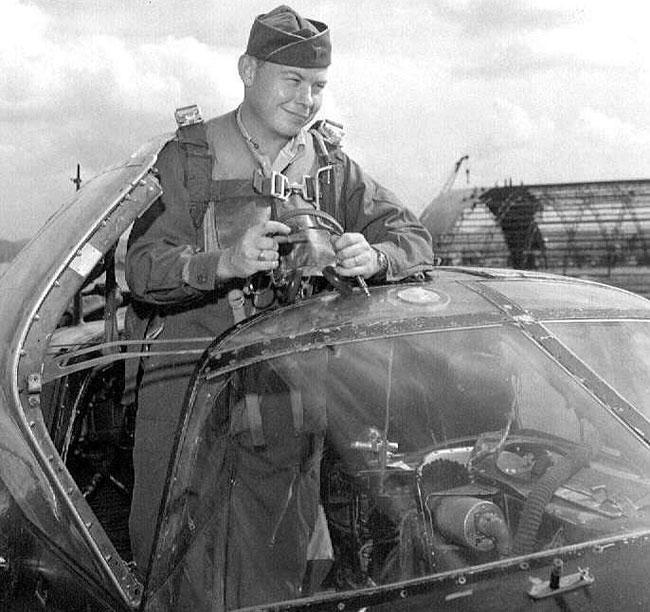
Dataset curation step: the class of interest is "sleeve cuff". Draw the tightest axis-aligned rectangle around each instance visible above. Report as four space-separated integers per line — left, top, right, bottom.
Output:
371 242 398 280
182 251 222 290
370 246 389 281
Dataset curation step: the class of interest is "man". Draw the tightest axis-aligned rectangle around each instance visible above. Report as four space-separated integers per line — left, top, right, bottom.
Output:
125 4 435 604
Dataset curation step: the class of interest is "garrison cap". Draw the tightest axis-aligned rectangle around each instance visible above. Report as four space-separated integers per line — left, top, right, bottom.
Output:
246 5 331 68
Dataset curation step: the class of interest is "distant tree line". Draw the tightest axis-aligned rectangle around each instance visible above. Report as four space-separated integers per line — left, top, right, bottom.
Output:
0 239 29 263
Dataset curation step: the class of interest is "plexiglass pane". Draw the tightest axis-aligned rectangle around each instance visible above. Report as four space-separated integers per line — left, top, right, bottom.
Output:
150 325 650 610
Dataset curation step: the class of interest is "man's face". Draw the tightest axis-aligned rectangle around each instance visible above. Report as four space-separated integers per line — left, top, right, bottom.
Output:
245 58 328 139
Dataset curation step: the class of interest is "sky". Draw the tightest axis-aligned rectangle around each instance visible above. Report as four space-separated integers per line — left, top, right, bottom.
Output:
1 0 650 240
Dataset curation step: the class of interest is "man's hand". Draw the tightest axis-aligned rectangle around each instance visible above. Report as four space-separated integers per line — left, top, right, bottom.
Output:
216 220 291 280
331 232 380 279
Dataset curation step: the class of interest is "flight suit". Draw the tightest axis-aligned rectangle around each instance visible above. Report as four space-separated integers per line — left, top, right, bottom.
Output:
125 109 435 601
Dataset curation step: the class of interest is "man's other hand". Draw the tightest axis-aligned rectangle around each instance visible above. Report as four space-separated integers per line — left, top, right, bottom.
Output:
217 220 291 280
331 232 380 279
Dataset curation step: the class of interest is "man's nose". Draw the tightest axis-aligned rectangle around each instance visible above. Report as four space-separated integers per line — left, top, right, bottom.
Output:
296 84 313 107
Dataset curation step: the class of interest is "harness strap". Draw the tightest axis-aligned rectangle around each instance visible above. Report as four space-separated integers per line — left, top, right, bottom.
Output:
244 392 266 447
309 125 344 220
177 116 345 228
203 201 219 253
252 169 317 202
243 377 305 448
173 112 347 447
290 388 304 433
212 179 258 200
102 246 119 355
176 121 212 231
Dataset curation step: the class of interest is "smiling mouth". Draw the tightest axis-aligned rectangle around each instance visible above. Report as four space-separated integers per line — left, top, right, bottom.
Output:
284 108 311 121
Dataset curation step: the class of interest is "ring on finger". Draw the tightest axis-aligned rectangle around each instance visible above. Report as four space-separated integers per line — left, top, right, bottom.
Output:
258 250 265 261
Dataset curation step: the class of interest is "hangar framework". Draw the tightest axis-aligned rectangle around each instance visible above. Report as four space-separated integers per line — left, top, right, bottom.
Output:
421 179 650 297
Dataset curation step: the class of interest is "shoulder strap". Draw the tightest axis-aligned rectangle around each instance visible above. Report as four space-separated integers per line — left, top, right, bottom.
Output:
309 120 345 221
176 120 213 231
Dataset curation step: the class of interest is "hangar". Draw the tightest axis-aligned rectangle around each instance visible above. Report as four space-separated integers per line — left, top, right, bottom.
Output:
420 179 650 297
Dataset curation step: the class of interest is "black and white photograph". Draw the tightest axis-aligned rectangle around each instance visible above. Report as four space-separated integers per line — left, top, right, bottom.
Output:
1 1 650 610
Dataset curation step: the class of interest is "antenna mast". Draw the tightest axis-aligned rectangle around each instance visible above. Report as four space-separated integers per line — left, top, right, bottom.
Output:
70 163 82 191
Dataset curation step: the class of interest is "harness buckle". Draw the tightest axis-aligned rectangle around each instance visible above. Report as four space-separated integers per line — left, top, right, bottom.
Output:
271 172 318 202
270 171 291 200
174 104 203 127
314 165 333 208
297 176 316 202
314 119 344 146
254 170 327 204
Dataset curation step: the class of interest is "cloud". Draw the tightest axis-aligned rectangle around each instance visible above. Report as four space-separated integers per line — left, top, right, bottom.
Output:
2 31 241 124
525 1 650 70
29 0 250 47
487 100 554 145
0 2 246 238
578 108 650 145
440 0 650 83
457 41 576 79
1 0 650 239
434 0 578 36
0 0 50 53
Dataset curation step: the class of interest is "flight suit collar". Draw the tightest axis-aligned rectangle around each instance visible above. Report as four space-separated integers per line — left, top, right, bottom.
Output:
273 128 307 174
235 105 307 176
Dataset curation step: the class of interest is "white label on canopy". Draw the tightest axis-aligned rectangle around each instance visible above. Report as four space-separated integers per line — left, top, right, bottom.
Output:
69 242 102 278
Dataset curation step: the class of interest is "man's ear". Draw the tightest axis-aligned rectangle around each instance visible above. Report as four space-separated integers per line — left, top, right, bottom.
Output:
238 54 258 87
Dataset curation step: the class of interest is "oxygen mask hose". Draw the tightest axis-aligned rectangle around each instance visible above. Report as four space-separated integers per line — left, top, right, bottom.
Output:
511 447 590 556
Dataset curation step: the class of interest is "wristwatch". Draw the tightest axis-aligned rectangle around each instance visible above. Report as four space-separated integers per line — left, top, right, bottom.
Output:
372 247 389 279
